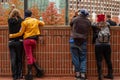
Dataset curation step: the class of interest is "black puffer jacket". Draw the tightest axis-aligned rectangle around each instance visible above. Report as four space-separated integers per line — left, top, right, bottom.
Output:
8 17 23 41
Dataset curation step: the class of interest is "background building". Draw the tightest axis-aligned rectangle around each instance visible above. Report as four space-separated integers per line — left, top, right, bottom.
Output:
69 0 120 17
0 0 120 24
28 0 49 11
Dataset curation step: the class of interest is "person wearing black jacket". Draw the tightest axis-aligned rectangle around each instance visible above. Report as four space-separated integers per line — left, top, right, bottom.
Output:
8 9 23 80
106 15 117 26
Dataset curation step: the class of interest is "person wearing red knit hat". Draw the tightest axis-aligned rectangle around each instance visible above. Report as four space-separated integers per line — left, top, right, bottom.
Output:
92 14 113 80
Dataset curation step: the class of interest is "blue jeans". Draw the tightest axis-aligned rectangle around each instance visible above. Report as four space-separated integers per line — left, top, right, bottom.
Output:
70 41 87 73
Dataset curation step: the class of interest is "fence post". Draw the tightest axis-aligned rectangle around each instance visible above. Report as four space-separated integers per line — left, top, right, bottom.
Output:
65 0 69 25
24 0 28 17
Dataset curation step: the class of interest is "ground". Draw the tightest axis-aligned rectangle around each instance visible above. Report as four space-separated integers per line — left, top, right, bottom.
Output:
0 76 120 80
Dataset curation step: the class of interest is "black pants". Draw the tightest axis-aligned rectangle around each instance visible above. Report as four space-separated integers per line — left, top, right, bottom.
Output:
9 40 23 79
95 44 113 76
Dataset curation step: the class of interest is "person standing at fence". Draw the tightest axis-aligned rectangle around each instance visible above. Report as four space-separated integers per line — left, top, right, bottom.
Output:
106 15 117 26
9 4 16 17
9 10 45 80
92 14 113 80
8 9 23 80
69 9 91 80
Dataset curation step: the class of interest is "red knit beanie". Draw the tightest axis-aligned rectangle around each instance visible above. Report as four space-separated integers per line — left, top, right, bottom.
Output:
97 14 105 22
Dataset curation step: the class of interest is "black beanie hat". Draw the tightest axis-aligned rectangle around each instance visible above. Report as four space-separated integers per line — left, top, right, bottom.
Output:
25 10 32 18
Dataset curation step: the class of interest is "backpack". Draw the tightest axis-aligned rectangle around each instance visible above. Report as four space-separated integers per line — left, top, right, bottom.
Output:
97 26 110 43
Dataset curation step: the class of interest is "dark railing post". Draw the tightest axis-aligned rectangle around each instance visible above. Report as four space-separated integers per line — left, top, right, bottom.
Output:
24 0 28 11
65 0 69 25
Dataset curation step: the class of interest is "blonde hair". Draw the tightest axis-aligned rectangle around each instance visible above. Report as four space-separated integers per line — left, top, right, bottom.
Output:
9 9 21 19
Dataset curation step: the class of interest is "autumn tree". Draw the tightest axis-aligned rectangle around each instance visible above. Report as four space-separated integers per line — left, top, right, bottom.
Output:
0 4 6 25
0 0 24 26
8 0 24 18
30 5 40 19
42 2 61 25
69 10 75 21
58 9 65 25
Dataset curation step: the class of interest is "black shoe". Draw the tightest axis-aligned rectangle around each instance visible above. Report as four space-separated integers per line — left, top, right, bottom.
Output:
33 62 44 77
98 75 103 80
13 76 18 80
25 64 33 80
36 69 44 78
17 75 23 79
13 78 17 80
80 77 86 80
80 73 87 80
98 77 102 80
25 74 33 80
75 75 80 80
104 75 114 79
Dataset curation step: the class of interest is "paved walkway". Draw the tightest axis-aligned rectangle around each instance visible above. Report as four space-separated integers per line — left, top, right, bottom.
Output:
0 76 120 80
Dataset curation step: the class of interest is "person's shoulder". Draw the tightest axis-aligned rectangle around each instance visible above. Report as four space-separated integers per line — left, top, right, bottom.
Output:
8 17 16 20
106 22 110 26
18 17 24 22
31 18 38 20
106 19 111 22
107 19 117 26
22 18 27 24
8 18 18 24
30 18 39 22
91 22 98 27
72 16 78 21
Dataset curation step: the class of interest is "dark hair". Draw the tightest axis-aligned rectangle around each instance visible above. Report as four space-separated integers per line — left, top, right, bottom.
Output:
25 10 32 18
107 15 111 18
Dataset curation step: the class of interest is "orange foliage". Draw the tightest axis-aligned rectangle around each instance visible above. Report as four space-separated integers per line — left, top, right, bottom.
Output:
8 0 24 18
58 9 65 25
0 5 8 25
30 6 40 19
9 0 23 9
0 0 24 26
69 10 75 21
42 2 61 25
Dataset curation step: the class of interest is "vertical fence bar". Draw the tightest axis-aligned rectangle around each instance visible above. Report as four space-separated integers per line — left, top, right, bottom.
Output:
65 0 69 25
